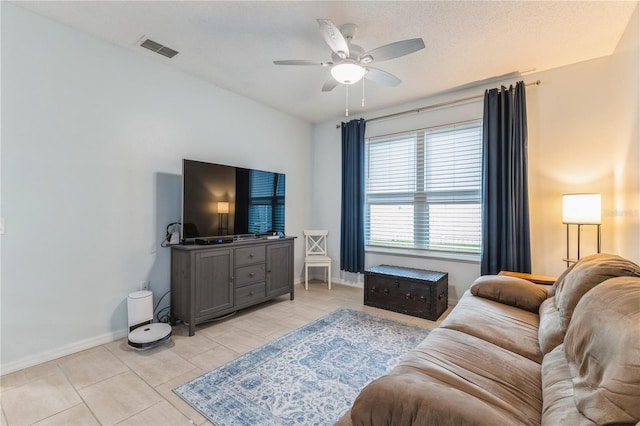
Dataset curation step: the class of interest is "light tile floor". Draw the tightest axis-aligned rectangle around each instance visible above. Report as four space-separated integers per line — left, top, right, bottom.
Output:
0 282 451 425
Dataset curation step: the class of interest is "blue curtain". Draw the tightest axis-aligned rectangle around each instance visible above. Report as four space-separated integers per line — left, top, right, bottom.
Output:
481 81 531 275
340 118 366 273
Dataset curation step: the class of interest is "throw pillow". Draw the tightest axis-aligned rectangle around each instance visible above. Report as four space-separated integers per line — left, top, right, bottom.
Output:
470 275 549 313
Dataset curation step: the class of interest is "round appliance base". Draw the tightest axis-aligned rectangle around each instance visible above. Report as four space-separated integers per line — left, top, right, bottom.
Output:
128 323 172 350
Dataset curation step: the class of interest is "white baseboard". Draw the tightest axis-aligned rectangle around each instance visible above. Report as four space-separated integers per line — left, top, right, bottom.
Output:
1 328 129 376
2 287 458 376
331 278 363 288
294 277 363 289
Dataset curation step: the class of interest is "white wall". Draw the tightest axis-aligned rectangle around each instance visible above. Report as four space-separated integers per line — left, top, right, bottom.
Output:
611 4 639 262
311 3 639 295
528 3 639 275
1 3 312 372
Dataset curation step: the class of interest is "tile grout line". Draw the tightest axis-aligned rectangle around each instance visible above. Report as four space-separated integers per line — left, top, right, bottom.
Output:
39 360 102 426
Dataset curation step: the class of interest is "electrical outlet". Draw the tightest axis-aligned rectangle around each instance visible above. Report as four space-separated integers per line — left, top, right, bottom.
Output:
140 281 150 291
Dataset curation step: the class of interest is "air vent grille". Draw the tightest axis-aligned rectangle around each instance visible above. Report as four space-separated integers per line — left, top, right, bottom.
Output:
140 38 179 59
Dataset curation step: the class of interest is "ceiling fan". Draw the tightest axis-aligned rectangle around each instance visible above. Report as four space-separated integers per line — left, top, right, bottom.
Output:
274 19 425 92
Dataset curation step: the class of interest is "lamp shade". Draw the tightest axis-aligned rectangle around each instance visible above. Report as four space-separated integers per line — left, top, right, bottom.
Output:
562 193 601 224
217 201 229 214
330 62 366 84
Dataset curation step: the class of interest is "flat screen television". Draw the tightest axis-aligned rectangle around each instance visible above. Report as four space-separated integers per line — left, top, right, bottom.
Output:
181 159 285 241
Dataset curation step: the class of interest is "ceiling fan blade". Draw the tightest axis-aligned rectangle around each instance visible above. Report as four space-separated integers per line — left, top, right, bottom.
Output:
273 60 331 66
322 77 339 92
363 38 425 63
317 19 349 59
365 67 401 87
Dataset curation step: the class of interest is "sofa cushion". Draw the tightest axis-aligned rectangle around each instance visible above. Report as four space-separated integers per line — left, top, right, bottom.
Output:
541 345 594 425
547 260 577 297
538 296 564 355
554 253 640 331
564 276 640 424
440 291 542 363
470 275 549 312
349 327 542 426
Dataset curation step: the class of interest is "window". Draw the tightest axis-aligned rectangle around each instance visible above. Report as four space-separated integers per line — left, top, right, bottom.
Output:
248 170 285 234
365 122 482 254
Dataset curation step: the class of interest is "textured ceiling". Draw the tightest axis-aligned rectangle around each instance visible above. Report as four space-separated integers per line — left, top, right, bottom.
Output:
12 1 638 123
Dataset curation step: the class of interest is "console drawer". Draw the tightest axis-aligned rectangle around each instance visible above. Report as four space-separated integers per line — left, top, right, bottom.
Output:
235 282 266 308
235 264 266 287
235 246 266 266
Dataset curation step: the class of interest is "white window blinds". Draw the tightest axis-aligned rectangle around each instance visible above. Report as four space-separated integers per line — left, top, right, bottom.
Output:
365 122 482 254
248 170 285 234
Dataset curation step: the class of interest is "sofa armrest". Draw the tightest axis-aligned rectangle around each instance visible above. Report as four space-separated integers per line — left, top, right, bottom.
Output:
498 270 557 285
471 275 549 312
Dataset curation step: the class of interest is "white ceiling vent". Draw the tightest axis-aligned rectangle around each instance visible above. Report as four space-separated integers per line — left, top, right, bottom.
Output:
139 38 178 59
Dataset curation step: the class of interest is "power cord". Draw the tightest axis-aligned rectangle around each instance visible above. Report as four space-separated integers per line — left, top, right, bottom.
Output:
156 306 171 324
161 221 181 248
153 290 171 323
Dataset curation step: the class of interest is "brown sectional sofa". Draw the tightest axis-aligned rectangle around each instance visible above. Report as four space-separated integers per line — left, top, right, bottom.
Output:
337 253 640 425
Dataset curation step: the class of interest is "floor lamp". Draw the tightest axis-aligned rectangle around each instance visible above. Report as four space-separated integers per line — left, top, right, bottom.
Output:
562 193 601 267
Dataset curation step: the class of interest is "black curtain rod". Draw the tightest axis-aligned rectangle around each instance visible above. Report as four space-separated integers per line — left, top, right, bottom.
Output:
336 80 541 128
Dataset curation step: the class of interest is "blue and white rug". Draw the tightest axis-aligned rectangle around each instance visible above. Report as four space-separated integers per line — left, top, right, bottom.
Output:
174 308 430 426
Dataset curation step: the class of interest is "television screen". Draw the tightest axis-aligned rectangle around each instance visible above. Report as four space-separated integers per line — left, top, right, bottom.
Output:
181 159 285 241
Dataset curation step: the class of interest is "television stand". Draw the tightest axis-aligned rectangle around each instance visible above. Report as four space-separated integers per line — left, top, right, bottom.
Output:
171 237 295 336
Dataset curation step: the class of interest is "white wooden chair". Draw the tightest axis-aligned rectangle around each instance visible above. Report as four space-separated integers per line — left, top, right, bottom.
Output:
303 230 332 290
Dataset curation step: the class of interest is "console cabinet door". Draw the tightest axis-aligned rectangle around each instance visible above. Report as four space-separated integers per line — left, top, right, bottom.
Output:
195 249 233 318
266 241 292 297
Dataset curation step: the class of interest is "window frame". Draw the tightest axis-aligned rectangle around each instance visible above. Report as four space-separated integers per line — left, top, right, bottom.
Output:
364 120 483 260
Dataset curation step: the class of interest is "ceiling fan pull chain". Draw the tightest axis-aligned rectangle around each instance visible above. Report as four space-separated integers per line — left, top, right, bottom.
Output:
362 78 365 108
345 84 349 117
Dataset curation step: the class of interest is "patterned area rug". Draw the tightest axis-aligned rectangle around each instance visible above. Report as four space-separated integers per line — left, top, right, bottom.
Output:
174 308 430 425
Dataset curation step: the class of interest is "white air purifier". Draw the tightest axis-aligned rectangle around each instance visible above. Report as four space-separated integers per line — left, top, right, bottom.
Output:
127 290 172 350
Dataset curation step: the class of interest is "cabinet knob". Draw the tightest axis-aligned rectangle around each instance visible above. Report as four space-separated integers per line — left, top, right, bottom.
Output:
420 295 426 302
249 291 254 296
405 292 411 299
249 253 254 258
383 288 389 295
249 272 255 277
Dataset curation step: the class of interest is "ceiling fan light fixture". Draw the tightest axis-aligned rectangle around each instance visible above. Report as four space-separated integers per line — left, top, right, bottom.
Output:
331 62 366 84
